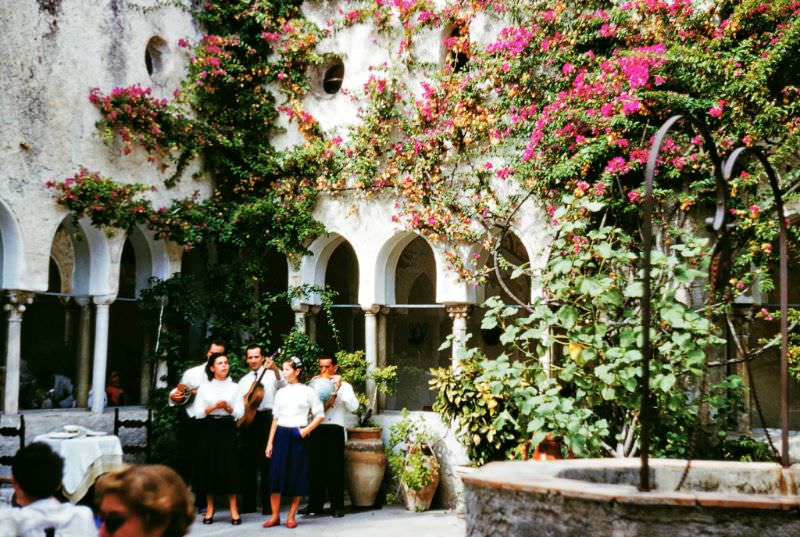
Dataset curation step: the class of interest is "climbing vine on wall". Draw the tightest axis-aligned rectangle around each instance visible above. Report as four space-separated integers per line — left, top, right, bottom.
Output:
47 0 800 461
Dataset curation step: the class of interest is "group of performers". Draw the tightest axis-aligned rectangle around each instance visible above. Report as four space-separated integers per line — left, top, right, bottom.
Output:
168 340 359 529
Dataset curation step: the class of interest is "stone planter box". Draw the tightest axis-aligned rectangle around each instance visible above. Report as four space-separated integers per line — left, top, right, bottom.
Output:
462 458 800 537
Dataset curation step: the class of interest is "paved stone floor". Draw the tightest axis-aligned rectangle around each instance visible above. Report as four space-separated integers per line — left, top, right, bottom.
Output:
188 506 465 536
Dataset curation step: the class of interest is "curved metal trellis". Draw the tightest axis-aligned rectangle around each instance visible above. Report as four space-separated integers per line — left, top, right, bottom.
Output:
640 114 792 491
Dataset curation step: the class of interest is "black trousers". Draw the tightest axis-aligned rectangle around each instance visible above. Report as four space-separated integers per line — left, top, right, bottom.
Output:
308 423 346 511
239 409 272 513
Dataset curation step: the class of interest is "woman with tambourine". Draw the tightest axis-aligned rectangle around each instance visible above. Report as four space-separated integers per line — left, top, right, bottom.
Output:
263 356 324 529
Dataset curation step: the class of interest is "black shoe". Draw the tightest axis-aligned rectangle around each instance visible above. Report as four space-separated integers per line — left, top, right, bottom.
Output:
202 515 214 525
231 517 242 525
333 509 345 518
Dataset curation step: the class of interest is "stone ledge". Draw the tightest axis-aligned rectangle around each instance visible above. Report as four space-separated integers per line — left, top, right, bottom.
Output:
463 459 800 537
462 459 800 509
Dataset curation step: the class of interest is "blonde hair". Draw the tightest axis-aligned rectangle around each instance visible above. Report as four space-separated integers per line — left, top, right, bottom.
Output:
96 464 194 537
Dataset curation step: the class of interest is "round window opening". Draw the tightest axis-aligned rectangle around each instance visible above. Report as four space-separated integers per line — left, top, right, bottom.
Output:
145 36 167 77
322 60 345 95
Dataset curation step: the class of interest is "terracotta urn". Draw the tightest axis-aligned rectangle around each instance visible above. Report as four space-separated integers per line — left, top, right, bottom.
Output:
345 426 386 507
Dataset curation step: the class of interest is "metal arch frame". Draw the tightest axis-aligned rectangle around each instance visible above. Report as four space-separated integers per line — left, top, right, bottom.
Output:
640 114 727 490
640 114 791 490
722 146 790 468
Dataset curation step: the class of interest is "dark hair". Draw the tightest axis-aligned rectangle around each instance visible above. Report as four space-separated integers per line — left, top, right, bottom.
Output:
283 356 304 380
205 352 228 380
319 354 338 366
245 343 263 355
96 464 194 537
12 443 63 500
206 338 226 351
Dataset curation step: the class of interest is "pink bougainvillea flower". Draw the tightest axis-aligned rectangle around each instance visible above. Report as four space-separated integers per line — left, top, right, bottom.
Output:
708 99 725 118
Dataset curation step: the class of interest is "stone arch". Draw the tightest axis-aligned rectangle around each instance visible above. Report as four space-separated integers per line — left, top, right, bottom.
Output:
374 231 479 305
298 231 360 305
325 239 359 305
317 238 363 355
56 217 111 297
49 223 75 294
0 198 25 290
374 232 441 305
125 224 170 297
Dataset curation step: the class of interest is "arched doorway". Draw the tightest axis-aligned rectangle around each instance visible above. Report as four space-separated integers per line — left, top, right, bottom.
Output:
20 221 82 409
385 236 449 411
107 237 145 406
316 240 364 355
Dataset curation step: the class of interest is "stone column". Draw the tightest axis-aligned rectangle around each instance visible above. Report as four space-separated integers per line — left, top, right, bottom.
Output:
3 291 34 414
363 305 380 413
74 296 92 407
91 295 115 413
307 305 321 343
59 296 73 348
292 304 309 334
140 319 154 405
377 306 390 410
447 304 472 369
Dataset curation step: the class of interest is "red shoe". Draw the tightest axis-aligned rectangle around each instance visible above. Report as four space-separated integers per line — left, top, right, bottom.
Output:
262 518 281 528
286 520 298 529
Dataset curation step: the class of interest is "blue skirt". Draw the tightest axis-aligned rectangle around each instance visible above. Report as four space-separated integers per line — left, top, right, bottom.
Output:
269 426 309 497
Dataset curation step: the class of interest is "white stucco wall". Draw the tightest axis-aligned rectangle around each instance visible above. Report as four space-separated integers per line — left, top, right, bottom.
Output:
0 0 208 293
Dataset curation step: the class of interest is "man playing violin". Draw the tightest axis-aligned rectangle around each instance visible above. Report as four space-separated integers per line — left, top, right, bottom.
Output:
236 343 283 515
168 338 226 509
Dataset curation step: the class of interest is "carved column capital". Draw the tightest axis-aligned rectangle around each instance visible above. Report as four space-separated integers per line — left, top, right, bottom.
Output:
93 294 116 307
362 304 382 315
446 303 472 320
73 295 91 307
379 305 392 315
5 291 35 316
291 303 310 314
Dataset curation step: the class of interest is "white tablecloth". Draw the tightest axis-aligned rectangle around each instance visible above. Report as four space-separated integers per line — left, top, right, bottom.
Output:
33 434 123 502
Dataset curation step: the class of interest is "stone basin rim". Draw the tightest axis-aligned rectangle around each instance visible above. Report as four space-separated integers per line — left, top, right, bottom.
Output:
461 459 800 510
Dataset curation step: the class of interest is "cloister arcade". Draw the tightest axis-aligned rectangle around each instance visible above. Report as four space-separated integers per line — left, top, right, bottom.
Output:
0 192 544 417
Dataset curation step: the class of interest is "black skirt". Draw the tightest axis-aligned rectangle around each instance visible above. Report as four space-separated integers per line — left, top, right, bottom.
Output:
268 425 309 497
192 416 239 494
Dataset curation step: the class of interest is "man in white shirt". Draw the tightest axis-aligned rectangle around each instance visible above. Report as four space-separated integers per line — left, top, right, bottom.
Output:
168 339 225 507
236 343 283 514
0 443 96 537
303 354 359 518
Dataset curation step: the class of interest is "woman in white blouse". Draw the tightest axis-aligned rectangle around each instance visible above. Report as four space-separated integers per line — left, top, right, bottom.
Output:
263 357 324 529
190 352 244 525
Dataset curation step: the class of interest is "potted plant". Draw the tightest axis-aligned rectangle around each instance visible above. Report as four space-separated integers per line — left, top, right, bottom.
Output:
386 409 440 512
337 350 398 507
